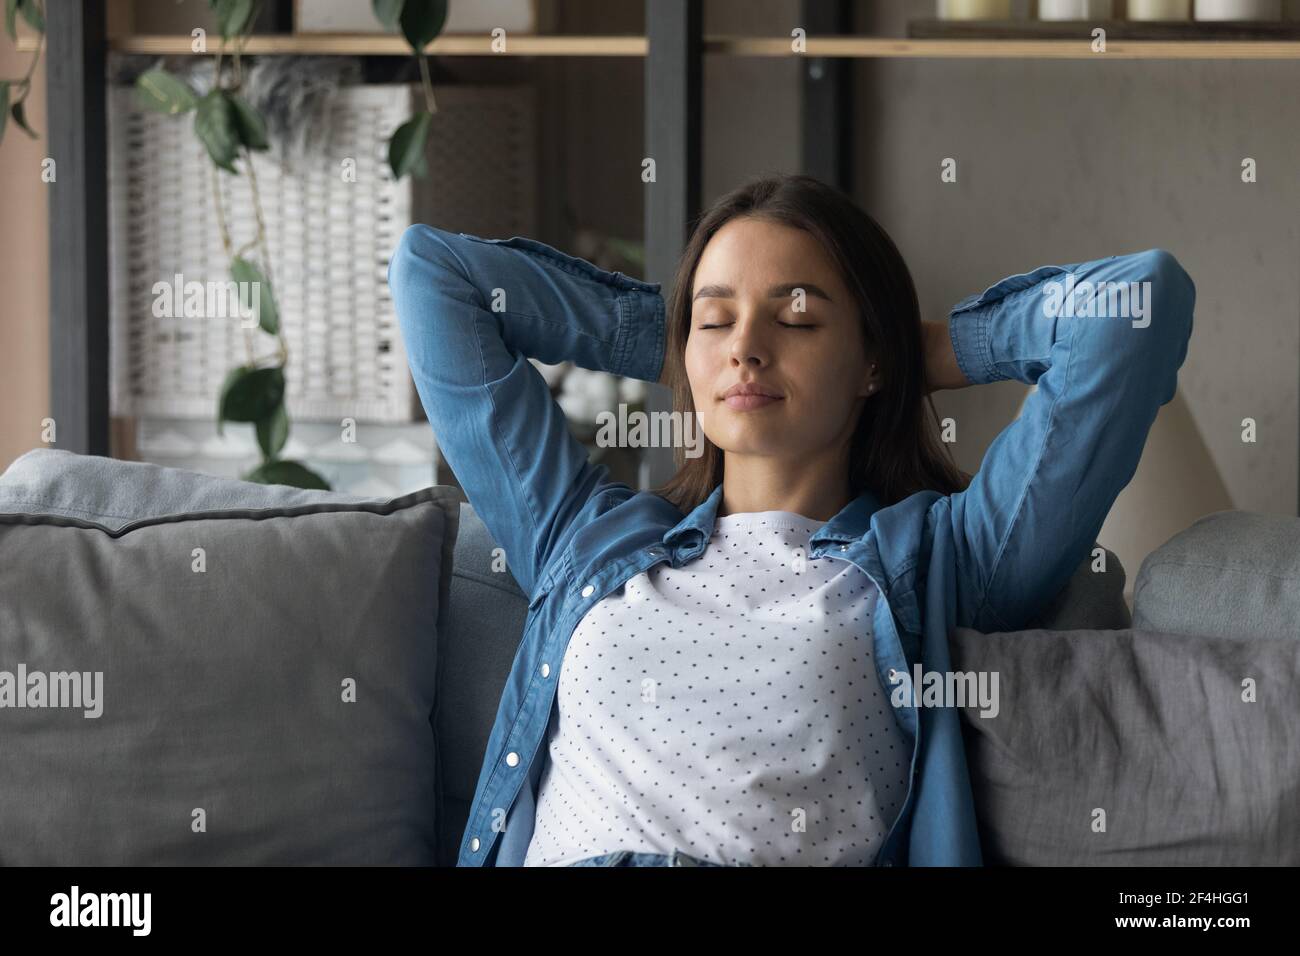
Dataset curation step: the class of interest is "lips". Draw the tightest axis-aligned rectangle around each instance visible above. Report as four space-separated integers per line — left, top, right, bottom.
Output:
721 381 783 411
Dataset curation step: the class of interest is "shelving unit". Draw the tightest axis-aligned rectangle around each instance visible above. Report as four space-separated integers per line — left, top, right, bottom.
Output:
43 0 716 488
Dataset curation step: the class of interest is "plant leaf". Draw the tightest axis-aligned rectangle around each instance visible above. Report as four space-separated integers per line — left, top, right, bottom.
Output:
398 0 447 50
218 365 285 432
215 366 242 436
16 0 42 33
0 82 9 143
400 0 448 50
11 99 36 138
194 90 239 173
228 93 268 150
210 0 254 39
134 69 198 115
254 400 289 460
410 149 429 178
230 256 278 335
387 111 431 180
244 459 330 490
4 1 18 41
372 0 404 32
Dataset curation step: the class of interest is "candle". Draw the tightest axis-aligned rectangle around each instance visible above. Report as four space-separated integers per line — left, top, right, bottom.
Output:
1127 0 1191 18
938 0 1013 19
1039 0 1114 17
1193 0 1281 18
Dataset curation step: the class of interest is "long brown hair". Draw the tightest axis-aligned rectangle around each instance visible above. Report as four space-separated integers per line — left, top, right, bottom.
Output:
653 172 971 512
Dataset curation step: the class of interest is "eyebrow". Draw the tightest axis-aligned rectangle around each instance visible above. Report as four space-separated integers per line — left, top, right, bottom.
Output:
692 282 834 303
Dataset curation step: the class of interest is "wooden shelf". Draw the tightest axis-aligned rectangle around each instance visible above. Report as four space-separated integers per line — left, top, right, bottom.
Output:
716 35 1300 58
18 31 1300 59
20 33 648 57
908 18 1300 40
895 17 1300 58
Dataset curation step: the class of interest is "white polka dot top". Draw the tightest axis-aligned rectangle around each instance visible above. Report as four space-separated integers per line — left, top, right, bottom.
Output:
521 509 912 867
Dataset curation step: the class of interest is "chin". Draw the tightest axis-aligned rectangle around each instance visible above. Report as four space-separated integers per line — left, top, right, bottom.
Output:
708 428 794 458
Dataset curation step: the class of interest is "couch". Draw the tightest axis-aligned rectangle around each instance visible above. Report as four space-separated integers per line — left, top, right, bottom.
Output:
1 448 1296 865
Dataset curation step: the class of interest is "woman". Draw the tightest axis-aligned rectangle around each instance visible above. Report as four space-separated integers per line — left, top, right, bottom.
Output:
388 173 1195 867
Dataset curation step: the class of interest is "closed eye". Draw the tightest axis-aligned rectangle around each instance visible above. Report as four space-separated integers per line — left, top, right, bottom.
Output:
696 321 818 330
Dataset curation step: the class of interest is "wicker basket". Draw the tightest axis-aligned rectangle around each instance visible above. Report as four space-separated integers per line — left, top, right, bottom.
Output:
108 82 537 424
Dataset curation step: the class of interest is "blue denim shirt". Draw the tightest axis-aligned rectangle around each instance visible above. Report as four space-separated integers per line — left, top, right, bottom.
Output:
388 224 1195 867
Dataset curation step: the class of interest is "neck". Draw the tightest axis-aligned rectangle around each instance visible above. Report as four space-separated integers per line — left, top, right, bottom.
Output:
719 451 853 522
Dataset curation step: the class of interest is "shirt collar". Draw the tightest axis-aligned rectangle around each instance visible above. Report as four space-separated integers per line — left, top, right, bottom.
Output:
811 488 884 545
661 483 724 559
662 482 883 556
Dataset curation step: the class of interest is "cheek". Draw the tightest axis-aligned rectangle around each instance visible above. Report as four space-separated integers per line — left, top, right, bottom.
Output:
791 338 854 384
683 338 714 402
789 339 867 419
683 338 725 438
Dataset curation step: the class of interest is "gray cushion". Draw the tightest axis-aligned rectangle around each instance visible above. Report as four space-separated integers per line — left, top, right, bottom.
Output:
436 502 529 866
1133 510 1300 642
950 625 1300 864
1027 544 1131 631
0 449 460 865
0 448 385 529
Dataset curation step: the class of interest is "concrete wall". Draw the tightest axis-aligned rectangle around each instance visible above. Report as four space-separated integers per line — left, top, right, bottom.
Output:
856 0 1295 528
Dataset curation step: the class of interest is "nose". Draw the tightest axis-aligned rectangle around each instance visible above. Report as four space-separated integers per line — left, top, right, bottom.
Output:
728 315 771 369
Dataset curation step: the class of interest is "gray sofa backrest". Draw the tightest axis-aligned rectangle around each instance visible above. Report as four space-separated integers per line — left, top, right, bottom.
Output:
436 503 530 865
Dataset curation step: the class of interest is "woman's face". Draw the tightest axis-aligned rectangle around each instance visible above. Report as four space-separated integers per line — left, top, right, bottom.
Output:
685 216 879 466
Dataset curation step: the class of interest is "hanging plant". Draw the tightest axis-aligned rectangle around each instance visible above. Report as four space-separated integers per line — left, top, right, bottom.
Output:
0 0 46 144
132 0 330 488
371 0 446 179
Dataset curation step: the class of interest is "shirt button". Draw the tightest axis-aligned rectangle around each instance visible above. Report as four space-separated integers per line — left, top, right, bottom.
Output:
470 837 480 852
580 584 595 598
506 751 520 767
839 544 849 551
540 662 551 678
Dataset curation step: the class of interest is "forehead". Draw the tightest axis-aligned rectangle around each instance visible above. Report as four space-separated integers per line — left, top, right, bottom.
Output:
693 217 842 295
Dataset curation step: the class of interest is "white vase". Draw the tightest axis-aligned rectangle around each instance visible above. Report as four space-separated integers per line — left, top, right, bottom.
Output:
1193 0 1281 18
1127 0 1191 17
938 0 1013 19
1039 0 1114 17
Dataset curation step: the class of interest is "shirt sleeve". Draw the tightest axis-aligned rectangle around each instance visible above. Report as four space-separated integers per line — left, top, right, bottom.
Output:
943 247 1196 633
387 224 665 598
